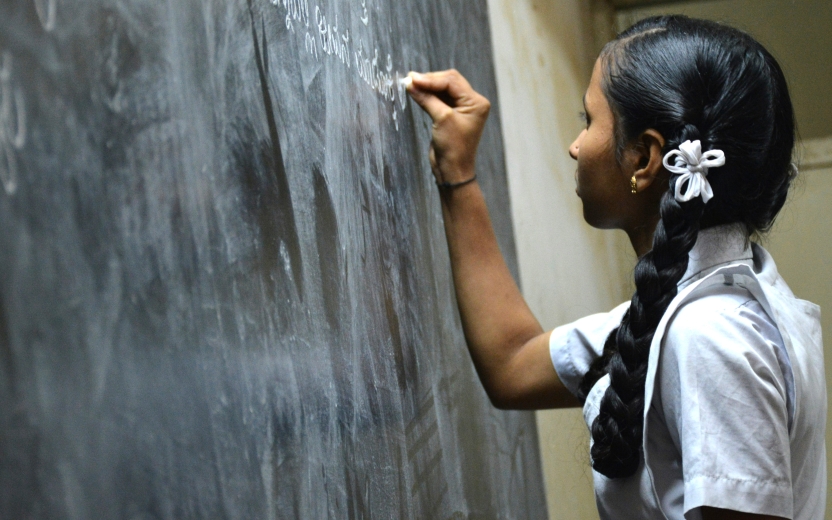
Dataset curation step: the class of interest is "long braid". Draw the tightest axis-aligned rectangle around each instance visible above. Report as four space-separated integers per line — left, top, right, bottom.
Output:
577 171 704 404
577 16 796 479
591 170 705 477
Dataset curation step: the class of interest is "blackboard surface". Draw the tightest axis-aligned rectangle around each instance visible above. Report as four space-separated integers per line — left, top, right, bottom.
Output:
0 1 547 518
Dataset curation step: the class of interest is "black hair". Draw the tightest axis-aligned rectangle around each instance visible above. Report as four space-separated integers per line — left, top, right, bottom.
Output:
577 15 796 479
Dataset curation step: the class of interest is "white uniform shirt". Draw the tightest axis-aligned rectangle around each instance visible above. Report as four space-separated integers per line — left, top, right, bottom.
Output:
549 227 826 519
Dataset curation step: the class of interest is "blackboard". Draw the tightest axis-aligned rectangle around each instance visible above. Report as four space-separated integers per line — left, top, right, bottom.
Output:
0 0 547 518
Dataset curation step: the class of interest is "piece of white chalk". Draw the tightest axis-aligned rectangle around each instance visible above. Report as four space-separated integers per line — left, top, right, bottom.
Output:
399 76 413 88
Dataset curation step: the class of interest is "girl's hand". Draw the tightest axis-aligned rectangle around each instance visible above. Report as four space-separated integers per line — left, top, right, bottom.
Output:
406 70 491 185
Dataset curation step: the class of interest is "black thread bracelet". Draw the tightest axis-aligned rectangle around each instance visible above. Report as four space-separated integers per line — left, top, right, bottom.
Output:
436 175 477 190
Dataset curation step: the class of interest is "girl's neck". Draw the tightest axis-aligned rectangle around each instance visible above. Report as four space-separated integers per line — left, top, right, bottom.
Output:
626 217 659 258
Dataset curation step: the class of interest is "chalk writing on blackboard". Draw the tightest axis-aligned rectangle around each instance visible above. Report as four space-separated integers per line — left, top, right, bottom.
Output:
34 0 57 32
0 50 26 195
315 9 351 67
305 32 319 60
269 0 407 130
273 0 309 32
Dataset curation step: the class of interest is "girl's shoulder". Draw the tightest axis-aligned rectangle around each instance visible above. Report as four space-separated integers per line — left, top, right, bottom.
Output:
662 279 783 363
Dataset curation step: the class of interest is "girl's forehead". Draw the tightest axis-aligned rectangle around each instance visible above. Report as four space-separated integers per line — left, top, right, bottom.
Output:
585 66 607 110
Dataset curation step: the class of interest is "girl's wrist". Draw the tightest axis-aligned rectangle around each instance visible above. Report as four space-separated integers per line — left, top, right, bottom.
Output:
435 163 476 186
436 173 477 190
438 177 483 216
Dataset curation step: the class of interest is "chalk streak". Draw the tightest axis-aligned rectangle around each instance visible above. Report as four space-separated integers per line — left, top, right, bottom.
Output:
411 448 442 493
33 0 57 32
248 0 305 297
406 419 438 461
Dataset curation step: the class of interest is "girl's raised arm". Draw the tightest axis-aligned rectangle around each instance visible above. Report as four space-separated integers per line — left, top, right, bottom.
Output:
407 70 578 410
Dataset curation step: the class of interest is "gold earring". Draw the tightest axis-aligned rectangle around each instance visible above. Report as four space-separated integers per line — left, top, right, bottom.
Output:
631 175 638 194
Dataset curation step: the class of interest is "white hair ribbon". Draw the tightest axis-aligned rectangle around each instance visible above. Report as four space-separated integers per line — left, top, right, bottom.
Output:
662 140 725 203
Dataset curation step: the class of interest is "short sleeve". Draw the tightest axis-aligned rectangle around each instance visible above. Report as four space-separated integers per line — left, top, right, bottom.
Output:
659 290 793 519
549 302 629 397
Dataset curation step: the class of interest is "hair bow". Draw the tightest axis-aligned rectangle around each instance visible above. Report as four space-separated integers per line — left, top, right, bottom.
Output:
662 140 725 203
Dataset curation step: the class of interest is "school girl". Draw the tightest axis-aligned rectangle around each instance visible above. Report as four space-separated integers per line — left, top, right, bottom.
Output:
405 15 826 520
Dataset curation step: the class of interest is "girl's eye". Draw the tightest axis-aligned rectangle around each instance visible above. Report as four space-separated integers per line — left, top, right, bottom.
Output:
579 111 590 127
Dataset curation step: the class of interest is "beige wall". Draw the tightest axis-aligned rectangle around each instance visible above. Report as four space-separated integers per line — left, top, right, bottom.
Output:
486 1 629 518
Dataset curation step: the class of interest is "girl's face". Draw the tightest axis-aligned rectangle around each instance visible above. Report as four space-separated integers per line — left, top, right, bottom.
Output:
569 60 637 230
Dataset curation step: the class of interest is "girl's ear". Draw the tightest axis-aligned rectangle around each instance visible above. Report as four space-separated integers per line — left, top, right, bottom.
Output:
630 129 666 193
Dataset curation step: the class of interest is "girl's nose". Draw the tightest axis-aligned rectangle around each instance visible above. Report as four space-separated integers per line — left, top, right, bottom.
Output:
569 131 584 160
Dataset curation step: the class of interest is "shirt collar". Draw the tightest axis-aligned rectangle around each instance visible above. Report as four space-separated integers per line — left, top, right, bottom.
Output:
678 225 754 290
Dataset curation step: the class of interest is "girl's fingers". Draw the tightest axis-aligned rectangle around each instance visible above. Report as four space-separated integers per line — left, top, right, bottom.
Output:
408 70 475 107
406 84 453 122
